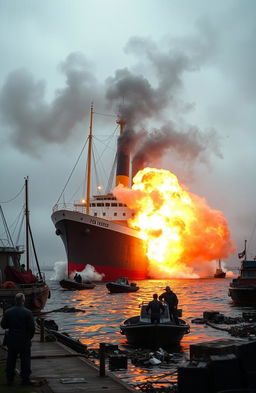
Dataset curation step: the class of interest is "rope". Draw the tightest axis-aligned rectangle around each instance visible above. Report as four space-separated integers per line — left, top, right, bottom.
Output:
94 111 116 118
55 139 88 204
0 184 24 204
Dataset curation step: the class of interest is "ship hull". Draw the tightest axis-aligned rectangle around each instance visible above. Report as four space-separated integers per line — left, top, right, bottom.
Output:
52 210 149 281
229 286 256 306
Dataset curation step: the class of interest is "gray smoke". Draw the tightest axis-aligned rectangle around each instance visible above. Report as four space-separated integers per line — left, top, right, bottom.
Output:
0 33 221 165
106 35 221 166
0 52 99 154
132 122 222 177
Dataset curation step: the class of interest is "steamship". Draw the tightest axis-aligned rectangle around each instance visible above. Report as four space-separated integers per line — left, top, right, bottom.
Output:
51 105 149 280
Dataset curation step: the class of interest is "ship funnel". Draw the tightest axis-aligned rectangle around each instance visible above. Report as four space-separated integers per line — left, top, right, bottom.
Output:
115 119 130 188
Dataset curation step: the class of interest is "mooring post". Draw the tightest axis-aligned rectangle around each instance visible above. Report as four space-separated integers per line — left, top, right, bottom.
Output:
99 342 106 377
40 318 45 342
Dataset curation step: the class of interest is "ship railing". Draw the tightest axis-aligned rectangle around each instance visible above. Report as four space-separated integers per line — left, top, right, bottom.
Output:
52 203 86 214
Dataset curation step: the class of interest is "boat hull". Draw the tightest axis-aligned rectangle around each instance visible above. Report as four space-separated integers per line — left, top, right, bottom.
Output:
214 272 226 278
59 279 95 290
0 283 50 312
52 210 149 281
106 282 139 293
229 286 256 306
120 318 190 348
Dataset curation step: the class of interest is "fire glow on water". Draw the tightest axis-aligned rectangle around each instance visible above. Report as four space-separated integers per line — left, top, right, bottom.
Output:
114 168 235 278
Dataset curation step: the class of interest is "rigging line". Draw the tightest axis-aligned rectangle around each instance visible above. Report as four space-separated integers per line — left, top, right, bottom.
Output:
106 153 117 194
0 205 14 247
15 211 25 246
68 182 84 203
94 124 119 144
92 147 100 190
0 184 25 204
94 111 116 118
94 125 119 163
92 140 108 186
56 138 88 205
11 205 24 238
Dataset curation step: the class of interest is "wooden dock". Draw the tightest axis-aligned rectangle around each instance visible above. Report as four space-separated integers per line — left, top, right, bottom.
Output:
0 331 135 393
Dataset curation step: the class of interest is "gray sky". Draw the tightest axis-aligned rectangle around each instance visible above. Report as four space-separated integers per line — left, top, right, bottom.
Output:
0 0 256 270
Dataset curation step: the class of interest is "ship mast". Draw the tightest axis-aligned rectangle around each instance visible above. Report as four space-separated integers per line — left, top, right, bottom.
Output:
86 103 94 214
25 176 30 270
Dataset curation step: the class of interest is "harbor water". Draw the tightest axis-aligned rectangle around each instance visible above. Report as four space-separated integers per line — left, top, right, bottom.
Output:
42 271 251 386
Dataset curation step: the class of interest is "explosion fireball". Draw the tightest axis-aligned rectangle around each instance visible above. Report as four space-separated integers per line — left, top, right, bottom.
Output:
114 167 235 278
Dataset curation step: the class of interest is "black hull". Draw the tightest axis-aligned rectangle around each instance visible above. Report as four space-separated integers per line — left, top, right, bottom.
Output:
229 286 256 306
120 318 190 348
214 272 226 278
59 279 95 290
106 282 139 293
52 210 149 280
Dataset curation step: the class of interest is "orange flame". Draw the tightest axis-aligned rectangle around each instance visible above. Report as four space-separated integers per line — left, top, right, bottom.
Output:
113 167 235 278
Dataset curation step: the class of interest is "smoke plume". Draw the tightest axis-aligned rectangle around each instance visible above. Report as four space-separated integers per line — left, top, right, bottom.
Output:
0 34 221 165
0 53 99 154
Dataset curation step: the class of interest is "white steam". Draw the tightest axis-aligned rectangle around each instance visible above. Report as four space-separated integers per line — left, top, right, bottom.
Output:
70 264 104 281
51 261 104 281
51 261 68 281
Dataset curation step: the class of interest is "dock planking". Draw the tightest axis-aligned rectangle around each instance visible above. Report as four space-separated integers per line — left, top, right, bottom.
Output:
0 320 135 393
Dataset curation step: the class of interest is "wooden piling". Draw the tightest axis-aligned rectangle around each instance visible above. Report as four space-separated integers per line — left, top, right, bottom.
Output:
99 342 106 377
40 318 45 342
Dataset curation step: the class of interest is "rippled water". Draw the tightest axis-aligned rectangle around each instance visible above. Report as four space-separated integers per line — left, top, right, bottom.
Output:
44 271 251 386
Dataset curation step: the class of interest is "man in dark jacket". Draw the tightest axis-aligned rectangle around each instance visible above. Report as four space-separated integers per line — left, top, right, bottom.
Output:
1 293 35 386
146 293 165 324
159 286 179 323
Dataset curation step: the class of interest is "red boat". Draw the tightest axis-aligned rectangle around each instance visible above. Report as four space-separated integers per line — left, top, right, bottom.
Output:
0 178 50 311
52 105 148 281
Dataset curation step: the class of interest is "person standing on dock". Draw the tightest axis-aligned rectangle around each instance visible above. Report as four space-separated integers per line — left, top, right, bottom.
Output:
1 293 35 386
159 286 179 324
146 293 165 323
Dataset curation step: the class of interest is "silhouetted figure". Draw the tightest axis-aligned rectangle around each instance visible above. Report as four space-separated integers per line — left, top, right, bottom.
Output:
1 293 35 386
146 293 165 324
74 273 82 283
159 286 179 324
20 264 26 272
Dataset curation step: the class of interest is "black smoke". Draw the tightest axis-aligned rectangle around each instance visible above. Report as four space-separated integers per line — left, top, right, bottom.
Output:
0 33 221 167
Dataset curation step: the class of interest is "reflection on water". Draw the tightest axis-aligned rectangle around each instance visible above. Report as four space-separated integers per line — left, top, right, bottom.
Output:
45 273 251 385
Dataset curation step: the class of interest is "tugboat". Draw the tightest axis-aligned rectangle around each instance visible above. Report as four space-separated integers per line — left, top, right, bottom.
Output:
120 302 190 348
106 277 139 293
214 260 226 278
0 177 50 311
229 240 256 306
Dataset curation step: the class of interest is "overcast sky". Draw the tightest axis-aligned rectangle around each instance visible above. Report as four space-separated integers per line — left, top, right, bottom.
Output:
0 0 256 270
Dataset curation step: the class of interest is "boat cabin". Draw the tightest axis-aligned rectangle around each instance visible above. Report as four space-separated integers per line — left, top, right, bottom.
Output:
140 302 171 324
240 260 256 278
231 260 256 287
115 277 129 285
0 246 38 285
0 246 23 284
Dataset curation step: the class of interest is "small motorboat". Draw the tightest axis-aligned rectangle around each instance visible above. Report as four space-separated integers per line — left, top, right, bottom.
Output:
59 279 95 290
106 277 139 293
120 302 190 348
